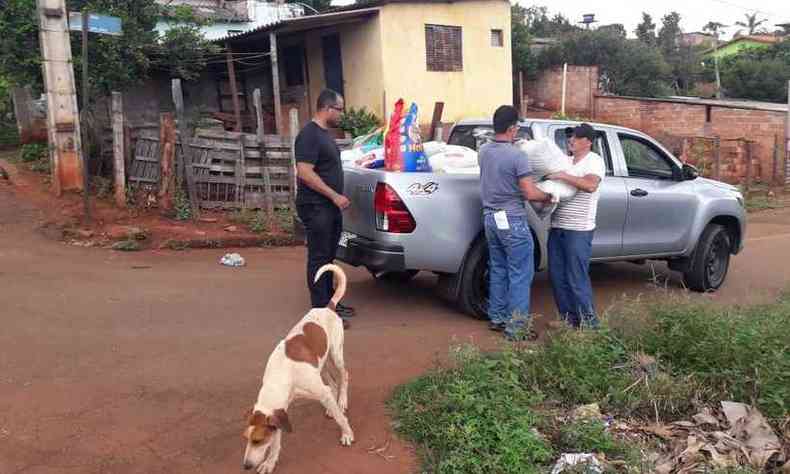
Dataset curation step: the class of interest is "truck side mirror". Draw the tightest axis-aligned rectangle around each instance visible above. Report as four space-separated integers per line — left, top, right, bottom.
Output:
682 163 699 181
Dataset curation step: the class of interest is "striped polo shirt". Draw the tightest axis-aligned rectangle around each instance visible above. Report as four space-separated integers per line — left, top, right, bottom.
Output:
551 151 606 231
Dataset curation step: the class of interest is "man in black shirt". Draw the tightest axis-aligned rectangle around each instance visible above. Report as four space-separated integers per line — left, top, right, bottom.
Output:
295 89 355 326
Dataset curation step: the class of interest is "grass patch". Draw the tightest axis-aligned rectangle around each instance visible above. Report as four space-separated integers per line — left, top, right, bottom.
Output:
607 294 790 420
390 294 790 473
389 345 553 474
745 195 785 212
230 208 294 234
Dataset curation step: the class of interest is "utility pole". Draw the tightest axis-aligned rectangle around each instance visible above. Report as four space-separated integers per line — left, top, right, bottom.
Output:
81 10 91 221
36 0 84 195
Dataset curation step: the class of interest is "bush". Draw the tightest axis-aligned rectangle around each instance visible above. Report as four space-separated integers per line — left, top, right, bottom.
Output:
607 294 790 420
338 107 380 138
19 143 47 163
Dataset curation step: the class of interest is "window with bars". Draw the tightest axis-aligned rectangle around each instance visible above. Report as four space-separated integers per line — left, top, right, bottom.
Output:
491 29 504 47
425 24 463 72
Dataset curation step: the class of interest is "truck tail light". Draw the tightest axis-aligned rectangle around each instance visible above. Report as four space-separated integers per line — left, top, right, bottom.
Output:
374 182 416 233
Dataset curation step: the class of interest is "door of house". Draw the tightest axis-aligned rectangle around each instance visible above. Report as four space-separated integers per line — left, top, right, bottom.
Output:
321 34 344 97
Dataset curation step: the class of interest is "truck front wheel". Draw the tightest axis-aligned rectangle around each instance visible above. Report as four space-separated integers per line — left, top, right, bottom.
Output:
684 224 732 292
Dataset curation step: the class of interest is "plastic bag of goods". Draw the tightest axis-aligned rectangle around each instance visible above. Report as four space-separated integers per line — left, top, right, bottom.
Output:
429 145 479 173
517 138 572 179
384 99 431 172
352 127 384 150
355 147 385 169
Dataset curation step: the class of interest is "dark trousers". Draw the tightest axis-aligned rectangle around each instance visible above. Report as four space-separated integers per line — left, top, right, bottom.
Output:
548 228 598 328
297 203 342 308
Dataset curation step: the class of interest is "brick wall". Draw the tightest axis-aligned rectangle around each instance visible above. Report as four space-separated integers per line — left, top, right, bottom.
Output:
594 96 788 185
524 66 598 116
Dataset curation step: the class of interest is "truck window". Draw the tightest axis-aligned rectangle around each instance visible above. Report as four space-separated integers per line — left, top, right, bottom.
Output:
618 134 676 180
553 128 614 175
448 125 532 151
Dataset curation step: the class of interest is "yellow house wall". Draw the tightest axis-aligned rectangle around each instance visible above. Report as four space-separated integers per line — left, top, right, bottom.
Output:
378 0 512 124
303 15 385 119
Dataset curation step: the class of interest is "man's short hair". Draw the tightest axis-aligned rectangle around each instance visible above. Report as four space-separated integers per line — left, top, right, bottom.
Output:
317 89 341 111
572 123 596 142
493 105 519 134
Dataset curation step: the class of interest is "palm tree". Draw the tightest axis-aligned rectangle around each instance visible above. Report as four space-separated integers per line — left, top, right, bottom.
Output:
735 13 768 35
703 21 727 99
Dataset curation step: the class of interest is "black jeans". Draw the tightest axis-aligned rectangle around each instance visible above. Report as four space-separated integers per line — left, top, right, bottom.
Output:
297 202 343 308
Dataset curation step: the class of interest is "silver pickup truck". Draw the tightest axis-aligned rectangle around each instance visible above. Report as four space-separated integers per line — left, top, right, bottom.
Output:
336 118 746 319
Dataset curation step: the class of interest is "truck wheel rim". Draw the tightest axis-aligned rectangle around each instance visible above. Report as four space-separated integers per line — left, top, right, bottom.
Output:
706 232 729 288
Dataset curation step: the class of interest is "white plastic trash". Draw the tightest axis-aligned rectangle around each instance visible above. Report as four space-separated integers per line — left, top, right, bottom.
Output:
550 453 603 474
220 253 245 267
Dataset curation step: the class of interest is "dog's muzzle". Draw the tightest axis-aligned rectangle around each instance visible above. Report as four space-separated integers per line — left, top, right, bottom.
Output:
243 460 254 470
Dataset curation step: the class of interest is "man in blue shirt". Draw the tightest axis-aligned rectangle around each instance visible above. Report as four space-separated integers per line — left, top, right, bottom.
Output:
479 106 552 339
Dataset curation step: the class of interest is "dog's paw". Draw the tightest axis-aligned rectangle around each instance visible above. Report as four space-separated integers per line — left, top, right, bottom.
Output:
340 430 354 446
325 409 333 419
257 460 277 474
339 394 349 413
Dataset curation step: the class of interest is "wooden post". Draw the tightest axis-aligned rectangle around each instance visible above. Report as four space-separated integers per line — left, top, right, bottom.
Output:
773 134 780 186
37 0 84 195
225 42 242 132
172 79 200 218
744 140 753 193
111 92 126 208
714 137 721 181
786 80 790 185
157 112 176 210
253 88 274 216
237 134 246 207
428 102 444 144
80 10 91 221
270 32 283 135
10 86 34 142
518 70 524 113
289 108 300 212
123 122 132 174
561 63 568 116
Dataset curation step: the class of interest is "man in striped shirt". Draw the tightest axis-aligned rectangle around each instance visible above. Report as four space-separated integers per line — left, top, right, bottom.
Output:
545 124 606 328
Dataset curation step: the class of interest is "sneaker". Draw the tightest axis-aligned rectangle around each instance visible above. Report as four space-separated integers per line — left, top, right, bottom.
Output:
336 303 356 318
488 322 506 332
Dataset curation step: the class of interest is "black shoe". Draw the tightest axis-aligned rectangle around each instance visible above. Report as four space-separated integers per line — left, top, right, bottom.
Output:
336 303 356 318
488 322 506 332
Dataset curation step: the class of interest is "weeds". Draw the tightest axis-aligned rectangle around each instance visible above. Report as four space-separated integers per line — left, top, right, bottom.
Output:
389 294 790 473
173 180 192 221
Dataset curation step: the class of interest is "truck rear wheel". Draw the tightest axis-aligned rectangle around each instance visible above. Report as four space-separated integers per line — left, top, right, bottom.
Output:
458 240 489 320
684 224 731 292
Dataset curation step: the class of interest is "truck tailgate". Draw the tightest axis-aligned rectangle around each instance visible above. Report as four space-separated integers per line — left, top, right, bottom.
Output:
342 166 382 240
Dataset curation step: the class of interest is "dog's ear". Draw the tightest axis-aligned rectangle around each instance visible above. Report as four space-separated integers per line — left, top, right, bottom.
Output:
246 410 270 442
270 409 292 433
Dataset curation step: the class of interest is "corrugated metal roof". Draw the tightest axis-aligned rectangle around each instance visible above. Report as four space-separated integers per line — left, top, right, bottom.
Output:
214 7 380 42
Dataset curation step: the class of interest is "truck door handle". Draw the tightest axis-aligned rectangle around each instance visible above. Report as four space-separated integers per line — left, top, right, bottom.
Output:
630 188 649 197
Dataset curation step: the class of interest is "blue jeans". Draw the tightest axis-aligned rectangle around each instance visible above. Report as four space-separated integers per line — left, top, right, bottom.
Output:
548 228 598 328
484 213 535 336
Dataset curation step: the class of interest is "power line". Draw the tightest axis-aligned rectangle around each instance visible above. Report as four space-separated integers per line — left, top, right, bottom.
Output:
707 0 789 20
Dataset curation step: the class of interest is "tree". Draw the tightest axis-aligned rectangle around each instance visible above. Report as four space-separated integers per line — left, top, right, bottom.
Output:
704 21 728 98
657 12 682 59
538 29 672 97
598 24 627 38
719 41 790 102
511 4 536 78
635 12 657 46
520 6 577 38
289 0 334 13
0 0 219 101
735 13 768 36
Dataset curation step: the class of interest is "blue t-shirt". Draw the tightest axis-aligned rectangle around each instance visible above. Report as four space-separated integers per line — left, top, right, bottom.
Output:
479 141 533 216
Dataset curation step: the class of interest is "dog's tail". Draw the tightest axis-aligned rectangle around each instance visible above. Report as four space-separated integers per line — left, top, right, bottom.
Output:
314 264 347 311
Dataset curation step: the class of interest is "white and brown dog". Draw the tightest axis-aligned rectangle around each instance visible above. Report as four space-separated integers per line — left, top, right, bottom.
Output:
242 264 354 473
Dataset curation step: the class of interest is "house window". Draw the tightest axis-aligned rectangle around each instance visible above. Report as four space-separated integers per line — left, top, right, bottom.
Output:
425 24 463 72
491 29 504 47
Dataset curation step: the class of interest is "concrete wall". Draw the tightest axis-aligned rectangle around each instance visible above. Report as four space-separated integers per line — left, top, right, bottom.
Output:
594 96 788 185
524 65 598 117
378 0 512 124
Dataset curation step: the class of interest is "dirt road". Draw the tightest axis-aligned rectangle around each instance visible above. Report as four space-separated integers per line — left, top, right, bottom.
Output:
2 183 790 474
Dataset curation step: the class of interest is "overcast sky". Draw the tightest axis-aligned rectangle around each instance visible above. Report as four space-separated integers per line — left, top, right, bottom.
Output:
330 0 790 40
515 0 790 40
